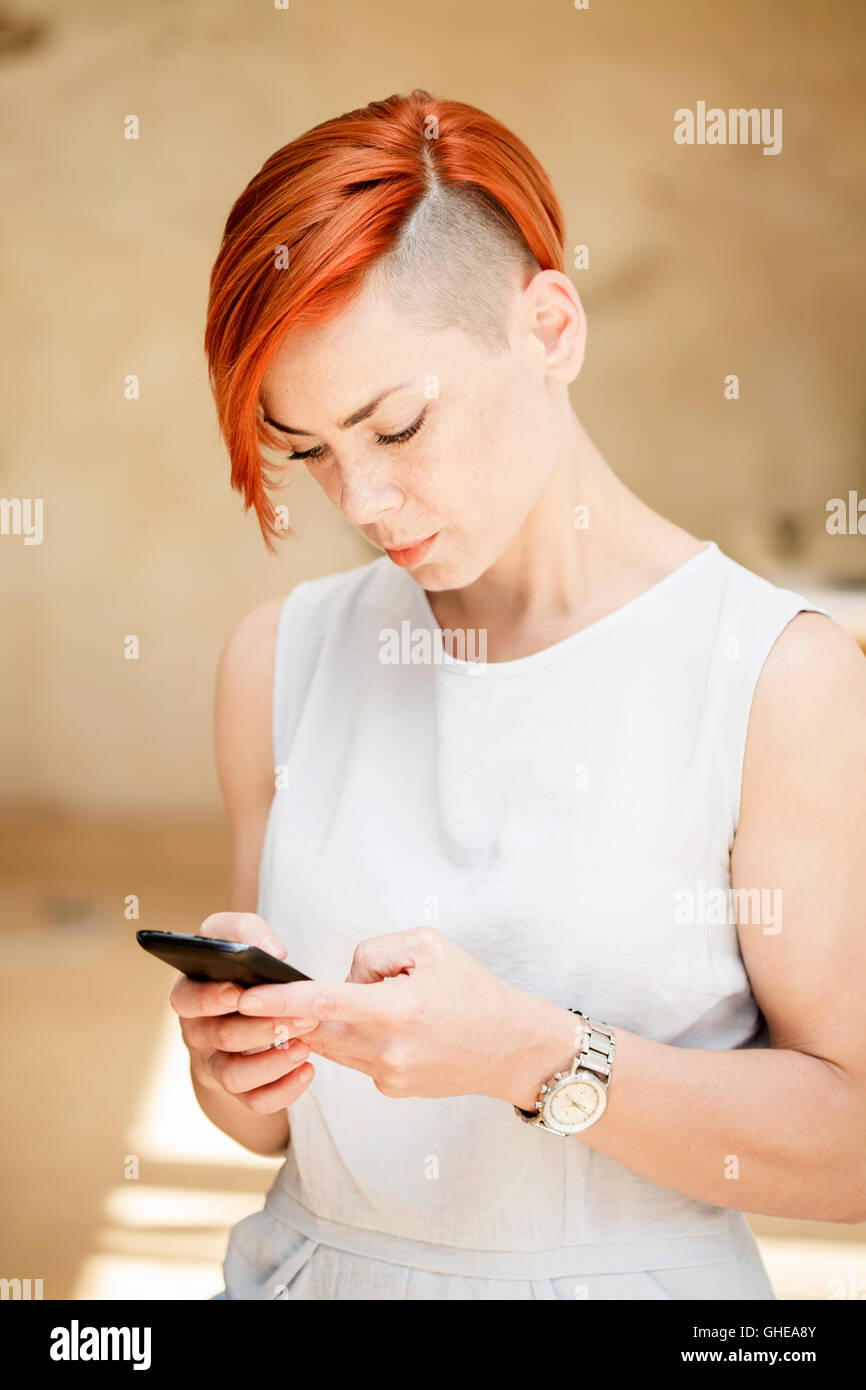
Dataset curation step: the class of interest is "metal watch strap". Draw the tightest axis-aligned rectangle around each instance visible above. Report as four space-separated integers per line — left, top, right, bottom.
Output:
573 1009 616 1088
514 1008 615 1124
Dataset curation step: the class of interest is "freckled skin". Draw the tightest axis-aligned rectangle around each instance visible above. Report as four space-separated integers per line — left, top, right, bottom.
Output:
260 264 703 655
261 268 566 591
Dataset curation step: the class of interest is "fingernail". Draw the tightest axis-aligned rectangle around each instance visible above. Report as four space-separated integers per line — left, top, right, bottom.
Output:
242 992 263 1013
220 986 240 1006
264 936 286 958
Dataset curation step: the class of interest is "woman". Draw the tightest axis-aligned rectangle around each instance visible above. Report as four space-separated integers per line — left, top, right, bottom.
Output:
174 90 866 1300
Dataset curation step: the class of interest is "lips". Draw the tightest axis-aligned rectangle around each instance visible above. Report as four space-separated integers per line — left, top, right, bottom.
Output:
383 531 440 568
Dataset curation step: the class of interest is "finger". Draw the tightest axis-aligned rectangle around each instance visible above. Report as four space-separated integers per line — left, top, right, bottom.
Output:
208 1038 312 1095
347 930 430 984
309 1052 372 1079
240 1060 316 1114
199 911 287 959
265 1019 372 1077
170 973 243 1019
236 977 406 1023
303 1026 374 1074
199 1013 321 1054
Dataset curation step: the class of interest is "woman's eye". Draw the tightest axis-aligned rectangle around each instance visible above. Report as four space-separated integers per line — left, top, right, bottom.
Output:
285 410 427 462
285 443 326 462
375 411 427 447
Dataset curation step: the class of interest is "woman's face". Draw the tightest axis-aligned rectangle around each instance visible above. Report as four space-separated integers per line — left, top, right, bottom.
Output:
259 270 575 590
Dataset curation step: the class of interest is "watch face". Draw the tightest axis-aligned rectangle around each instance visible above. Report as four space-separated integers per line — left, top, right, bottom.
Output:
544 1072 606 1133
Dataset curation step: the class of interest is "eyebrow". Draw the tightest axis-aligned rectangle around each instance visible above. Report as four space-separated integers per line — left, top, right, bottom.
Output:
262 381 412 437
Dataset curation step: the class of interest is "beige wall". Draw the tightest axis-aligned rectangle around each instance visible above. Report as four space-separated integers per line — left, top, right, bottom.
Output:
2 0 864 813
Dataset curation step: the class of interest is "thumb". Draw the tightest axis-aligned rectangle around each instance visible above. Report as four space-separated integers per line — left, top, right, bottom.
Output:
346 930 425 984
199 911 287 959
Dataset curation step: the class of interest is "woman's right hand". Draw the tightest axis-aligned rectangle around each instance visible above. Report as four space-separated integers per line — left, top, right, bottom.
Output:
170 912 318 1114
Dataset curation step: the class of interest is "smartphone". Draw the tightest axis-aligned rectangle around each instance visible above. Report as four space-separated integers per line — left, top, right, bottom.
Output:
136 929 312 987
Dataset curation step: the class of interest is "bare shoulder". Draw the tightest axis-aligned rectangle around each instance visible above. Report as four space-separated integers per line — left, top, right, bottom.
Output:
749 610 866 733
218 594 286 681
735 609 866 844
214 594 289 825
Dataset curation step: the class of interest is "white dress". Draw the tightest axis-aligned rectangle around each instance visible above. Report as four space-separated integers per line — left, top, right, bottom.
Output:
216 539 829 1300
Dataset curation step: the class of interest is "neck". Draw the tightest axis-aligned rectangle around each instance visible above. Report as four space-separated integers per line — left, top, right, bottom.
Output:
430 410 684 648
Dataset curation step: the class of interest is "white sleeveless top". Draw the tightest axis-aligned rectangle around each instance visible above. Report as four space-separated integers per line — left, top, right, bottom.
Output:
248 539 829 1275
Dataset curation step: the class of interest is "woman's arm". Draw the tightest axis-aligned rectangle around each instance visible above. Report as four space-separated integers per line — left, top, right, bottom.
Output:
189 594 293 1158
525 610 866 1223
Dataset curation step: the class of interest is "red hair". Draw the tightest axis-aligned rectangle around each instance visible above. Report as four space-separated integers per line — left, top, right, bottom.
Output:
204 89 566 550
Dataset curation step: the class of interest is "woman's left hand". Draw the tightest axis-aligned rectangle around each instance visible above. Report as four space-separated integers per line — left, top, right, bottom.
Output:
234 926 569 1103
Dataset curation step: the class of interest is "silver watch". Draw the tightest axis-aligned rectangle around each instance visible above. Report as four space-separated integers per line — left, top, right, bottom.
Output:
514 1009 615 1136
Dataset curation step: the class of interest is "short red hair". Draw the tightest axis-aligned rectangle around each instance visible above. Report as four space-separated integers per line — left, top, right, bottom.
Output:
204 89 565 550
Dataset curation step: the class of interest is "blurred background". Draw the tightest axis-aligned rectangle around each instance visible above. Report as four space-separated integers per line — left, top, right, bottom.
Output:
1 0 865 1299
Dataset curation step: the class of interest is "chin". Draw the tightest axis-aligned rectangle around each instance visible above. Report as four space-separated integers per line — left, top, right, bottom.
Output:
412 553 486 592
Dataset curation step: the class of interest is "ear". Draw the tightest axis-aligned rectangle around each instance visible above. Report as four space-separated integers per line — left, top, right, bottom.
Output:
523 269 586 383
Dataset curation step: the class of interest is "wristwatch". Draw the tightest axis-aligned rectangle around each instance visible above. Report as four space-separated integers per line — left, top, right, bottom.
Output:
514 1009 615 1136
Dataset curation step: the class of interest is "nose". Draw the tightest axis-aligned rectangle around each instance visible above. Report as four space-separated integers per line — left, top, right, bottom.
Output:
337 459 403 527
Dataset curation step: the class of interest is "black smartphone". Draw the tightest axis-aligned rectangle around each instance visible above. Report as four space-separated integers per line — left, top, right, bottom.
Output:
136 929 312 987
